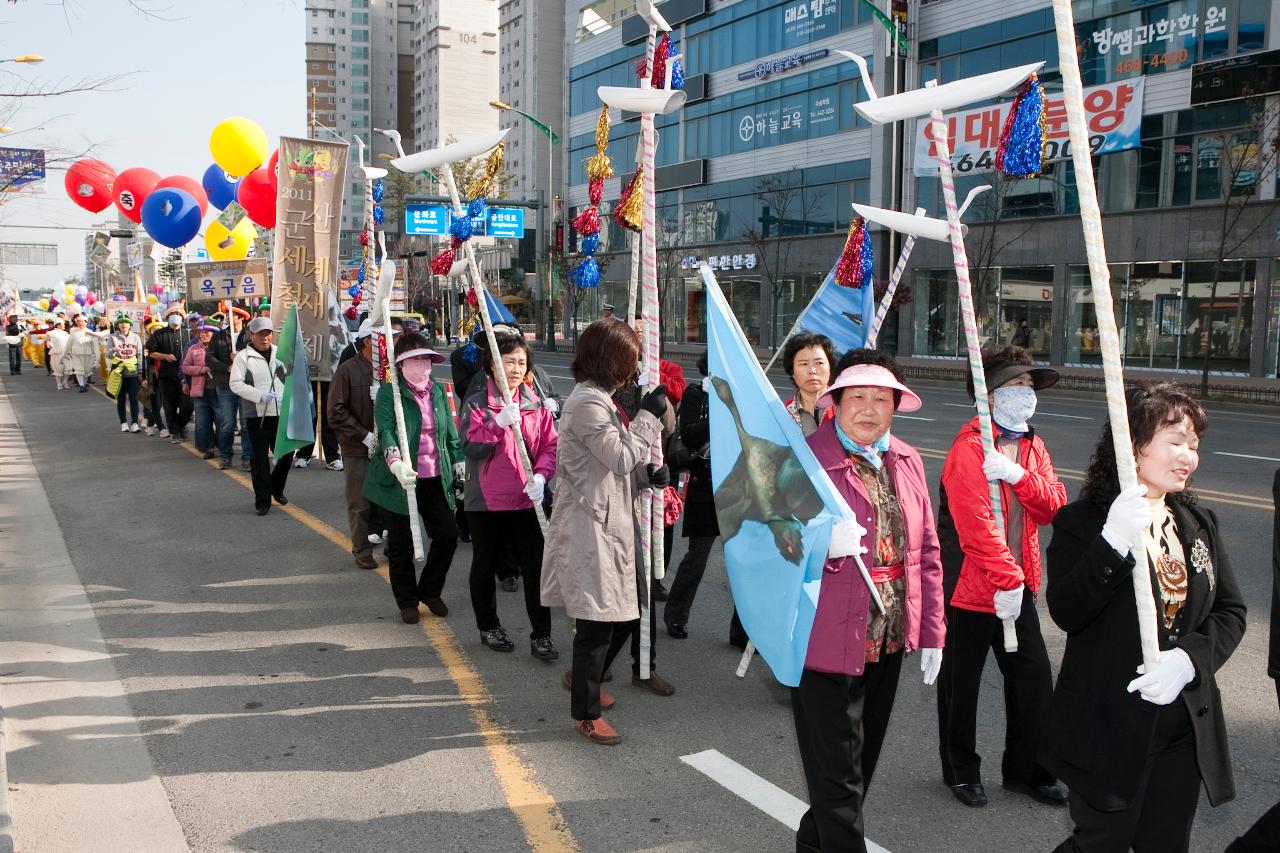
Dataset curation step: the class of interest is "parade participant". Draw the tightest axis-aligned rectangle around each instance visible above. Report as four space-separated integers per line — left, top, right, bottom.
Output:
144 306 193 444
327 319 379 571
1043 384 1245 853
791 350 945 853
46 319 70 389
783 332 837 436
936 345 1068 808
185 319 236 469
229 317 293 515
462 330 559 659
293 379 343 470
65 314 100 392
364 332 463 624
107 313 143 433
4 315 23 375
141 317 168 435
541 318 669 745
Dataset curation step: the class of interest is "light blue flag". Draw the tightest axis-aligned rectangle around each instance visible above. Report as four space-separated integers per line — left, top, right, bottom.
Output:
483 288 517 325
795 264 878 353
702 264 858 687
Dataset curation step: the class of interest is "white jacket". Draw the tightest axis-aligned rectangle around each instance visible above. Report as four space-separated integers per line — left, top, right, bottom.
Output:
229 344 283 418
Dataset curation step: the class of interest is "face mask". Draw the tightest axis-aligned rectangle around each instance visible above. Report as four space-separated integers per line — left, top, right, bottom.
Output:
168 316 181 328
991 385 1037 433
400 359 432 387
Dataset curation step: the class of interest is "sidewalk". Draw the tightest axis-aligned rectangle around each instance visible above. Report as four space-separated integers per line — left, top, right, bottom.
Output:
0 375 190 853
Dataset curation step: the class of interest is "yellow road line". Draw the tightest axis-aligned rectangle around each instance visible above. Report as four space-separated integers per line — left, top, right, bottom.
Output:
92 386 578 851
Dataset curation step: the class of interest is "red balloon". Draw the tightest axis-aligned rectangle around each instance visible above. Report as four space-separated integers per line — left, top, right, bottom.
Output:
237 166 276 229
113 167 161 223
155 175 209 218
268 148 279 177
64 159 117 213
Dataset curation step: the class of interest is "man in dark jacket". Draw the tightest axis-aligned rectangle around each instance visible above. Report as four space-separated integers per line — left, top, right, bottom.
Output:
328 320 379 570
144 306 193 442
199 319 237 469
4 315 23 374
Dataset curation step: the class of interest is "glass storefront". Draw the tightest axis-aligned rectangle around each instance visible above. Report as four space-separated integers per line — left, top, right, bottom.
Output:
913 266 1053 357
1266 265 1280 378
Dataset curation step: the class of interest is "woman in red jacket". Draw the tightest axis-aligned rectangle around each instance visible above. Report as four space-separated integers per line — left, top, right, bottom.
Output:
936 345 1068 809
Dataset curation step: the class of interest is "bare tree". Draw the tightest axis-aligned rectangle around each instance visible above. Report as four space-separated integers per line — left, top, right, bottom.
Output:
962 173 1034 345
739 169 823 347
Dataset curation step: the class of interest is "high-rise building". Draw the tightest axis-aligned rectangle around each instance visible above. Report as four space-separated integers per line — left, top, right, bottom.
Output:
412 0 500 151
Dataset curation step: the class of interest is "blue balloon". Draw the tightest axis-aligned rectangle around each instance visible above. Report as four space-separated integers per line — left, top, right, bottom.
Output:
202 163 240 211
141 188 202 249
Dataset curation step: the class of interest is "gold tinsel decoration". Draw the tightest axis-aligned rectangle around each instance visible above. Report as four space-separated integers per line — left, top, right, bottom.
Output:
586 106 613 182
465 142 505 200
614 170 643 232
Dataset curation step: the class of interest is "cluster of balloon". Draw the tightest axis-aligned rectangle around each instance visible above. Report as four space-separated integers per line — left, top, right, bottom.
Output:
41 283 100 313
144 282 182 307
237 147 278 229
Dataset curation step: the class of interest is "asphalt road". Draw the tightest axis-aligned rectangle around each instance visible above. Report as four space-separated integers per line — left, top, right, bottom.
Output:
0 355 1276 853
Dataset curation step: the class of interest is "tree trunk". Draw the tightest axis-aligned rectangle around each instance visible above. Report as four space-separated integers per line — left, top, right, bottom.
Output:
1198 260 1222 397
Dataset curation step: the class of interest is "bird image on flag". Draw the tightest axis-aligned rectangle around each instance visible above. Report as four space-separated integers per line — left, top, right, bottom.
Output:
794 263 877 354
274 304 316 456
701 263 864 687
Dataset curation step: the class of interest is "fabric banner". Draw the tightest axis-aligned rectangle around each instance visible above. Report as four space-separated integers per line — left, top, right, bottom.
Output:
702 263 855 687
793 264 876 354
274 305 316 457
483 288 516 325
271 136 349 382
913 76 1145 177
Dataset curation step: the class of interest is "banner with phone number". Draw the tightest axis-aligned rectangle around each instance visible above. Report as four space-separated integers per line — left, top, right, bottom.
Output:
912 77 1144 177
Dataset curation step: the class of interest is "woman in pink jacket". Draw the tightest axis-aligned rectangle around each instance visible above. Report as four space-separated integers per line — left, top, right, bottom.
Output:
795 349 946 853
462 330 559 661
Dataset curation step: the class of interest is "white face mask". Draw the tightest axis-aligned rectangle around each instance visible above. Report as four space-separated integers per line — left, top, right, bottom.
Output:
168 316 181 328
400 359 432 388
991 385 1037 433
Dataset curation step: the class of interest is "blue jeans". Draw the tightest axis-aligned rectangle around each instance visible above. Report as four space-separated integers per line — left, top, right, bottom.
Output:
194 387 238 462
239 406 253 462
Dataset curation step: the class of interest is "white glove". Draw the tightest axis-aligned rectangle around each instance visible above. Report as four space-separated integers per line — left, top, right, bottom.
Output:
1102 484 1152 557
362 432 376 457
495 401 520 429
1127 648 1195 705
258 390 280 404
982 449 1025 484
524 472 546 504
369 384 379 402
828 517 867 560
920 648 943 686
453 461 465 482
389 458 417 488
993 585 1024 621
543 397 559 415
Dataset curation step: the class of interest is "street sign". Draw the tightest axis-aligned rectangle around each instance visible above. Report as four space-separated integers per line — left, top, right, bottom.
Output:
1190 48 1280 107
404 204 526 237
187 259 269 302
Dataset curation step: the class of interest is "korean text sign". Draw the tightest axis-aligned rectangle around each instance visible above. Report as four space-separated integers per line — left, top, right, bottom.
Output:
912 77 1145 177
186 259 269 303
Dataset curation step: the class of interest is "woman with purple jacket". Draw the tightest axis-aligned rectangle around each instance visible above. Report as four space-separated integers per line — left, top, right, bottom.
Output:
462 330 559 661
793 349 946 853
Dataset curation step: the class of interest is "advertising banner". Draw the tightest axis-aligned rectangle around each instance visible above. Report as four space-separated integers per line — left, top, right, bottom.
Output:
187 259 269 302
0 147 46 192
913 77 1145 177
271 136 349 381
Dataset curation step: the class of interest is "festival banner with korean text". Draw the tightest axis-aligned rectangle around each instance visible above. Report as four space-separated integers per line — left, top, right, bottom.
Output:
271 135 348 381
186 259 268 303
913 77 1145 177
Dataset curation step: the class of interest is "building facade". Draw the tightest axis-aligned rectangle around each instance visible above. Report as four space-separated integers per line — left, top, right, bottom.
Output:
412 0 500 150
562 0 1280 377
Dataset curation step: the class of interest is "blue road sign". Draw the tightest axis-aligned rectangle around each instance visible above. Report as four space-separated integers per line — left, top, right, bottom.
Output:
404 204 527 238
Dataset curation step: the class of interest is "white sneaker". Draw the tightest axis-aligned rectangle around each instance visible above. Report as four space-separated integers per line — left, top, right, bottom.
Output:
130 422 141 433
120 423 129 432
144 426 155 436
367 532 383 545
159 428 170 438
293 457 309 469
326 459 344 471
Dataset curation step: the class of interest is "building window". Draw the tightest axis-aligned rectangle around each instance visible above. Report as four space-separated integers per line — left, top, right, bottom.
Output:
0 243 57 265
353 28 368 42
352 11 368 24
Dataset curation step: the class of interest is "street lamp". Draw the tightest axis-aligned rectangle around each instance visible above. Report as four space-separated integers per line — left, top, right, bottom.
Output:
489 99 560 350
0 55 44 65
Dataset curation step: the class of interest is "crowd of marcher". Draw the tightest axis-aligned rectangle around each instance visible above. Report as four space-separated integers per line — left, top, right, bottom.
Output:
3 306 1276 853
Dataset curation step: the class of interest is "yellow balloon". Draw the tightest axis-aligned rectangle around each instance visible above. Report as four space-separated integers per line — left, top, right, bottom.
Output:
205 217 257 261
209 117 268 178
39 297 49 310
146 294 159 305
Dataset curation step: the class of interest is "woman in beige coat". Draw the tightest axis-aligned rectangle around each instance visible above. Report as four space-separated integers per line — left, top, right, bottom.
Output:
541 318 670 745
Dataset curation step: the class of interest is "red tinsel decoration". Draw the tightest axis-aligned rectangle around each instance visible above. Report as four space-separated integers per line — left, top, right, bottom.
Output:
572 206 601 236
376 332 389 383
359 231 369 246
650 34 670 88
431 248 455 275
613 170 643 232
465 288 479 308
635 57 648 79
834 218 866 287
589 179 604 206
344 306 358 320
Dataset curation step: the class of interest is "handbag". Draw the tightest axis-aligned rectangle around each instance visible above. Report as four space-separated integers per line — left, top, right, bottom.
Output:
106 364 123 399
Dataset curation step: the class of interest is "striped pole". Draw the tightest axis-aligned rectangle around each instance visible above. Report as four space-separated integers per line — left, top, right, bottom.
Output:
865 207 925 349
930 101 1018 653
1051 0 1156 669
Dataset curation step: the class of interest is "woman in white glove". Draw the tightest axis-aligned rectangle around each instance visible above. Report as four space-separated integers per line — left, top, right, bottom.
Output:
792 349 946 853
461 330 559 660
1044 383 1245 853
363 332 463 624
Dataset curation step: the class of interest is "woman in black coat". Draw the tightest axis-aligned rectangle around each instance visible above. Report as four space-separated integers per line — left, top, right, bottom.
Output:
1042 383 1246 853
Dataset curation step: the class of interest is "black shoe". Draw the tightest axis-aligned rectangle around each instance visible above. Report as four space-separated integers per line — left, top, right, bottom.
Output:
240 459 251 471
201 450 215 460
255 505 270 516
272 493 288 505
458 531 472 543
79 385 88 393
217 459 231 470
500 576 519 593
666 622 689 639
653 580 669 601
480 627 515 652
1003 780 1068 806
530 636 559 661
950 783 988 808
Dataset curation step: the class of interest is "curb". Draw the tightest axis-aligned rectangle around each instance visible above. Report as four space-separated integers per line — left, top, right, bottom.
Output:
0 642 12 853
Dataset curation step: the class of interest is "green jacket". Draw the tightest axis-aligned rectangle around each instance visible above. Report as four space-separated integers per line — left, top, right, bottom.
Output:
363 379 462 515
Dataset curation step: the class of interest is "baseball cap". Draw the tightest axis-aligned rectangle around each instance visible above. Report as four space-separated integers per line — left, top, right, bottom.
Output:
248 317 274 333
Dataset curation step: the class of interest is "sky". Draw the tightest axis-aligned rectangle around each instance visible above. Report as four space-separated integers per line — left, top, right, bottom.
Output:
0 0 304 295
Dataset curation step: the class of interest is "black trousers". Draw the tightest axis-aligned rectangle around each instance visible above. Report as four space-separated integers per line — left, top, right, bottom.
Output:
467 509 550 638
246 416 293 511
158 376 191 435
1052 703 1199 853
295 381 340 461
571 617 638 720
385 476 458 609
663 535 718 626
936 588 1056 787
7 344 21 373
115 374 140 423
791 653 905 853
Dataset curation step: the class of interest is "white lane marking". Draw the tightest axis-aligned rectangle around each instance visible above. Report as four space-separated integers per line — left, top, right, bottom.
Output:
894 414 934 422
1214 451 1280 462
1033 411 1092 420
680 749 892 853
943 402 973 408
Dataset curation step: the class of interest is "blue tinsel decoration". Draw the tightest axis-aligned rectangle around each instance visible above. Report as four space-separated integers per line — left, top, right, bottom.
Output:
347 284 361 297
461 342 479 364
468 199 486 219
857 226 874 288
373 204 385 226
996 76 1045 179
671 59 685 90
449 214 473 241
581 232 600 255
572 257 601 288
372 179 384 202
357 266 366 284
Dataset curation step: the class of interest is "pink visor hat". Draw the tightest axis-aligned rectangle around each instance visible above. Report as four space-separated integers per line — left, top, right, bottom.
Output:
395 347 445 365
816 364 923 413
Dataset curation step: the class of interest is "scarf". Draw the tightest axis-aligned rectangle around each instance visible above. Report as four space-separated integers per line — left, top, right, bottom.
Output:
835 421 890 470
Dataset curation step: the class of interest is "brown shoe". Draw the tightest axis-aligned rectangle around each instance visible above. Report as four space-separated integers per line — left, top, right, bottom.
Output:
560 670 615 709
354 555 378 570
399 606 420 624
632 671 675 696
575 717 622 746
421 596 448 618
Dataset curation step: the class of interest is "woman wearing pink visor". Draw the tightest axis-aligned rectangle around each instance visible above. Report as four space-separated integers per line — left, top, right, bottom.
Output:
792 349 946 853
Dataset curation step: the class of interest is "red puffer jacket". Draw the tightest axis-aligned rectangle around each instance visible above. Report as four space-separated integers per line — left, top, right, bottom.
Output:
938 417 1067 613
